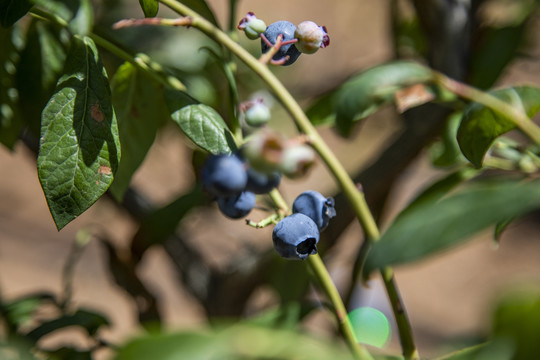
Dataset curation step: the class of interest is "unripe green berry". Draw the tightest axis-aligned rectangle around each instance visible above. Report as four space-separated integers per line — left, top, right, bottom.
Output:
245 102 271 127
238 12 267 40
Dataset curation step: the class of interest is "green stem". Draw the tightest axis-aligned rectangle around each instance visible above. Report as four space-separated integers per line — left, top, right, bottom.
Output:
159 0 418 357
269 190 372 360
308 254 375 360
434 72 540 145
29 8 186 92
90 33 186 92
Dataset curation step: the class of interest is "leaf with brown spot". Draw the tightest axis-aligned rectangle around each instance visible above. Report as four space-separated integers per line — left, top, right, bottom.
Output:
38 35 120 230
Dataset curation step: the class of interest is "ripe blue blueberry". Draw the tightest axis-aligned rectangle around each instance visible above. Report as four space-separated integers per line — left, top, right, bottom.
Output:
261 21 301 66
272 213 320 260
245 168 281 194
217 191 256 219
202 154 247 197
292 190 336 230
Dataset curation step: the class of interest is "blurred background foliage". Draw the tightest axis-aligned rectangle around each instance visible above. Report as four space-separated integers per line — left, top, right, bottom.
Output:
3 0 540 359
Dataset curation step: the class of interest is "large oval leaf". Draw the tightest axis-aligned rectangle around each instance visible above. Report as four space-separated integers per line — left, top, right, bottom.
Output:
363 179 540 276
170 103 235 154
334 61 433 136
457 86 540 167
109 62 168 201
38 35 120 230
0 0 32 28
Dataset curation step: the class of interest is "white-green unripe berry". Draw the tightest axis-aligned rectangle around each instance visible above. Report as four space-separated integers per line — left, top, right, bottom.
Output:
245 102 271 127
244 18 267 40
238 12 267 40
294 21 330 54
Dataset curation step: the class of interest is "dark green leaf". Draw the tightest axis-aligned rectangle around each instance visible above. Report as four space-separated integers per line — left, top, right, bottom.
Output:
306 91 336 126
404 167 481 213
469 25 525 90
0 0 32 28
4 293 57 327
46 347 92 360
334 61 433 136
26 309 109 341
363 180 540 276
133 186 206 247
179 0 218 27
169 102 235 154
434 342 512 360
494 217 514 244
138 0 158 18
457 86 540 168
15 19 67 136
247 302 317 330
429 112 468 167
0 25 23 149
115 324 353 360
33 0 93 35
38 35 120 230
491 289 540 360
109 62 168 201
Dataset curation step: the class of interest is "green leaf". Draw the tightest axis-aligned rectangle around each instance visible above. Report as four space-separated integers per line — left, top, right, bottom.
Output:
133 186 206 247
457 86 540 168
429 112 468 168
306 90 336 127
363 179 540 276
115 324 353 360
169 102 235 154
4 293 57 327
33 0 93 35
109 62 168 201
179 0 218 27
138 0 158 17
334 60 433 136
0 0 32 28
15 19 67 136
38 35 120 230
492 289 540 360
0 25 23 149
434 342 512 360
26 309 109 341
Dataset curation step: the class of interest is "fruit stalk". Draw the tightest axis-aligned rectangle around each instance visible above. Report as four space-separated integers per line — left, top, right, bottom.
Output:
159 1 418 358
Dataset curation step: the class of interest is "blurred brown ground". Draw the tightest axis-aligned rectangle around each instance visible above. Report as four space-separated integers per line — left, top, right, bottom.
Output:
2 0 540 358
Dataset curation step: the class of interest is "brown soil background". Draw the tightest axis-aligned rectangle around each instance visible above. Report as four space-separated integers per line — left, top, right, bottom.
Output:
2 0 540 358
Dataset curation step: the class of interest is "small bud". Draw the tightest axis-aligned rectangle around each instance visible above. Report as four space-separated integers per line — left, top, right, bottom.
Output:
238 12 267 40
294 21 329 54
244 99 271 127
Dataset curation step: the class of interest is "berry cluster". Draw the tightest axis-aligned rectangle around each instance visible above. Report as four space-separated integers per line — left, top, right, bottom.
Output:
201 153 281 219
237 12 329 66
273 191 336 260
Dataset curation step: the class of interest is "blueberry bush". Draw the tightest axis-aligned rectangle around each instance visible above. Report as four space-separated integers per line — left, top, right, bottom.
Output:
2 1 540 359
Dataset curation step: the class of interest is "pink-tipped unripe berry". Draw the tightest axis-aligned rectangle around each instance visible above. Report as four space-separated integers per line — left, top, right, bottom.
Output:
294 21 329 54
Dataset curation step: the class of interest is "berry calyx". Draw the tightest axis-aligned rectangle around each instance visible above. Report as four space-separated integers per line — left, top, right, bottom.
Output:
272 213 320 260
294 21 329 54
292 190 336 230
